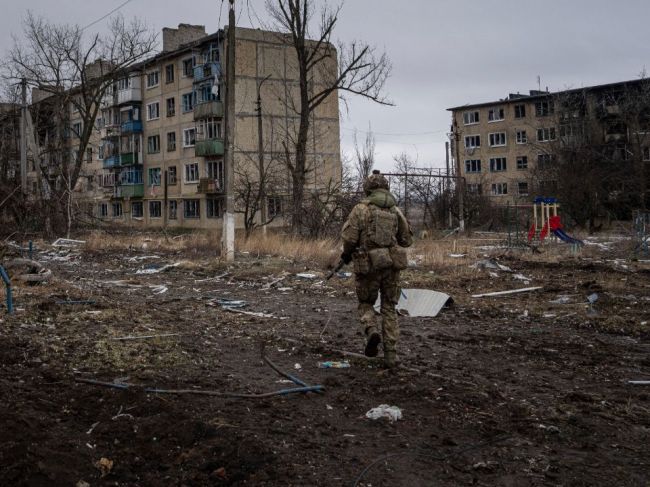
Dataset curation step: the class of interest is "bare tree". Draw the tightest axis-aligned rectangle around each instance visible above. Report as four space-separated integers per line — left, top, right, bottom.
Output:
4 12 156 235
353 125 375 189
265 0 392 233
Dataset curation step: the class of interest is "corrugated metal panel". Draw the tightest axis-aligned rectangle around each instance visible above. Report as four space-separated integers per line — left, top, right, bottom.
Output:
374 289 453 317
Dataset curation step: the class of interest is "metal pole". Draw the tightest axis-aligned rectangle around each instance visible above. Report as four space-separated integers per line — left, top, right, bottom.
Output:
222 0 236 261
0 266 13 315
163 169 168 228
453 130 465 231
257 74 271 235
20 78 27 195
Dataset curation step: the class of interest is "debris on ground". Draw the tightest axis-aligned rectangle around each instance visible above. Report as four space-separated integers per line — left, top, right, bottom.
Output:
52 238 86 247
471 286 543 298
318 361 351 369
473 258 513 272
365 404 403 422
296 272 317 279
374 289 453 317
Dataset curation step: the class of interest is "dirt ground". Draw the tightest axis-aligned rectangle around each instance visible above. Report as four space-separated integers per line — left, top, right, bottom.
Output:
1 234 649 486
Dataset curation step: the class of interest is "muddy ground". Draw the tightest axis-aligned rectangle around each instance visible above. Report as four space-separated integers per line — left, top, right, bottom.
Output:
1 235 650 486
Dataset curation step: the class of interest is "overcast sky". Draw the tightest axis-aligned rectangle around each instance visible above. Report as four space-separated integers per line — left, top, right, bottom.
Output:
2 0 650 171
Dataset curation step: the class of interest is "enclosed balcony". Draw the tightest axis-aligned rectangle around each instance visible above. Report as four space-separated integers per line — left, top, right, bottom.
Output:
121 120 143 133
195 138 224 157
197 177 224 194
120 152 140 166
193 62 221 83
194 101 223 120
117 85 142 105
102 155 120 168
115 184 144 199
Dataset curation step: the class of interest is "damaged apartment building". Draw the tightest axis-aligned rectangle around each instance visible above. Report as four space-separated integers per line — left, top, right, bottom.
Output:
448 79 650 209
25 24 341 229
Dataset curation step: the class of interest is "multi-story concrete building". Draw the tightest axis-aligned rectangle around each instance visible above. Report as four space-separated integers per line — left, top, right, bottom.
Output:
26 24 341 230
448 79 650 208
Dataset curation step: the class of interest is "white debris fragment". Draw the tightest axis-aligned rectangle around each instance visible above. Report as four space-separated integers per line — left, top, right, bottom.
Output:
294 363 302 370
366 404 402 422
295 273 317 279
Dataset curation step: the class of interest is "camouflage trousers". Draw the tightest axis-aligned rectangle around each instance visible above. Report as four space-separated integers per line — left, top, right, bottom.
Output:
355 268 401 352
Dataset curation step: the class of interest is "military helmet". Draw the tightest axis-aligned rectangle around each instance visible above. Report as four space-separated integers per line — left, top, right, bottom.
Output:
363 169 389 194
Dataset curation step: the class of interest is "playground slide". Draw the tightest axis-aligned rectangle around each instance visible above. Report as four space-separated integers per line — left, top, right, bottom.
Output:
552 228 583 246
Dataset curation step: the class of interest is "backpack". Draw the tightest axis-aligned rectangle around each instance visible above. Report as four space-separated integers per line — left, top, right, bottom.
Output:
365 204 398 249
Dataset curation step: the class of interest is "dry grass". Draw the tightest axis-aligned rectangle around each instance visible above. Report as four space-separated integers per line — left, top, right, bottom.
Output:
238 233 339 267
84 230 218 254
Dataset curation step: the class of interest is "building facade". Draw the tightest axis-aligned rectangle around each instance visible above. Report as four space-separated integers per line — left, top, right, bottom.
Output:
25 24 341 230
448 79 650 209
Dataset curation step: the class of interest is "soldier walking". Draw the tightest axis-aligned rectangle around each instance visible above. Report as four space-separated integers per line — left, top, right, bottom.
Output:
340 170 412 368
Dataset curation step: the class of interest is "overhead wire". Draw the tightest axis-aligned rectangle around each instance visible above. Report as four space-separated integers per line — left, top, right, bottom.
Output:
81 0 135 31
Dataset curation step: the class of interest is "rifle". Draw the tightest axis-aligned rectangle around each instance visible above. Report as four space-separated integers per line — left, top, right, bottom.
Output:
326 258 346 280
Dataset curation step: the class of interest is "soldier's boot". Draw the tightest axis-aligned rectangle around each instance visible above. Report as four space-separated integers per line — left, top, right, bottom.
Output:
383 349 398 369
364 326 381 357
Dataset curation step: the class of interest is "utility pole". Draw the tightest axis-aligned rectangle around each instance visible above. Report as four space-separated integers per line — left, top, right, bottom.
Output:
453 128 465 231
256 74 271 235
20 78 27 195
221 0 236 261
445 141 452 228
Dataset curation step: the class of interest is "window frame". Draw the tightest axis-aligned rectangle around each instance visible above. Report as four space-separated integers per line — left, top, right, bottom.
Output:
489 157 507 172
183 199 200 219
166 97 175 117
515 129 527 144
165 64 175 84
146 70 160 89
464 159 481 173
149 200 162 218
184 162 200 183
516 156 528 170
183 128 196 148
146 102 160 121
488 132 507 147
491 182 508 196
147 135 160 154
464 135 481 149
488 107 505 122
131 201 144 219
167 131 176 152
462 111 479 125
514 104 526 119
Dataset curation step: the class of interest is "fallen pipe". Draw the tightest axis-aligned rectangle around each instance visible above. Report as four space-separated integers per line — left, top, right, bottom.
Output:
0 265 13 314
75 378 324 398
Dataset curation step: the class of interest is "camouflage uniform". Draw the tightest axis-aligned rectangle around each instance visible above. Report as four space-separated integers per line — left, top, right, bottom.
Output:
341 171 412 367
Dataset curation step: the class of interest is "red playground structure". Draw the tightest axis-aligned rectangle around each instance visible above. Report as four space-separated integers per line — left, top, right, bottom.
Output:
528 197 583 246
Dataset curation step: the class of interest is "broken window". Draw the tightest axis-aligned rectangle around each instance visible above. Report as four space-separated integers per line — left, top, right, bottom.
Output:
464 159 481 173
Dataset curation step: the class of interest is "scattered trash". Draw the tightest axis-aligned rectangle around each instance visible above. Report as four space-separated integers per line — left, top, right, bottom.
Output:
149 285 168 295
76 481 91 487
318 361 350 369
52 238 86 247
222 308 277 319
375 289 453 317
217 298 247 309
543 313 557 318
296 273 317 279
337 272 352 278
550 295 572 304
628 380 650 385
448 253 466 258
277 287 292 292
471 287 543 298
135 262 181 274
294 363 302 370
473 258 512 272
56 300 96 305
4 258 52 283
94 457 114 477
111 333 181 341
326 404 334 410
513 273 531 283
538 424 560 434
587 292 599 316
365 404 402 422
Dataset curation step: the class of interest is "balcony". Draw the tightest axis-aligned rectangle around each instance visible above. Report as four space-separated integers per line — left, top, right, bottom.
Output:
193 101 224 120
195 138 225 157
115 184 144 199
120 152 140 166
197 177 224 194
100 127 120 140
102 155 120 168
193 62 221 83
121 120 143 133
117 86 142 105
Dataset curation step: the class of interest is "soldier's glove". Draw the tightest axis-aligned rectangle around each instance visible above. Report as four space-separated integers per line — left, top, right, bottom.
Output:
341 252 353 265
